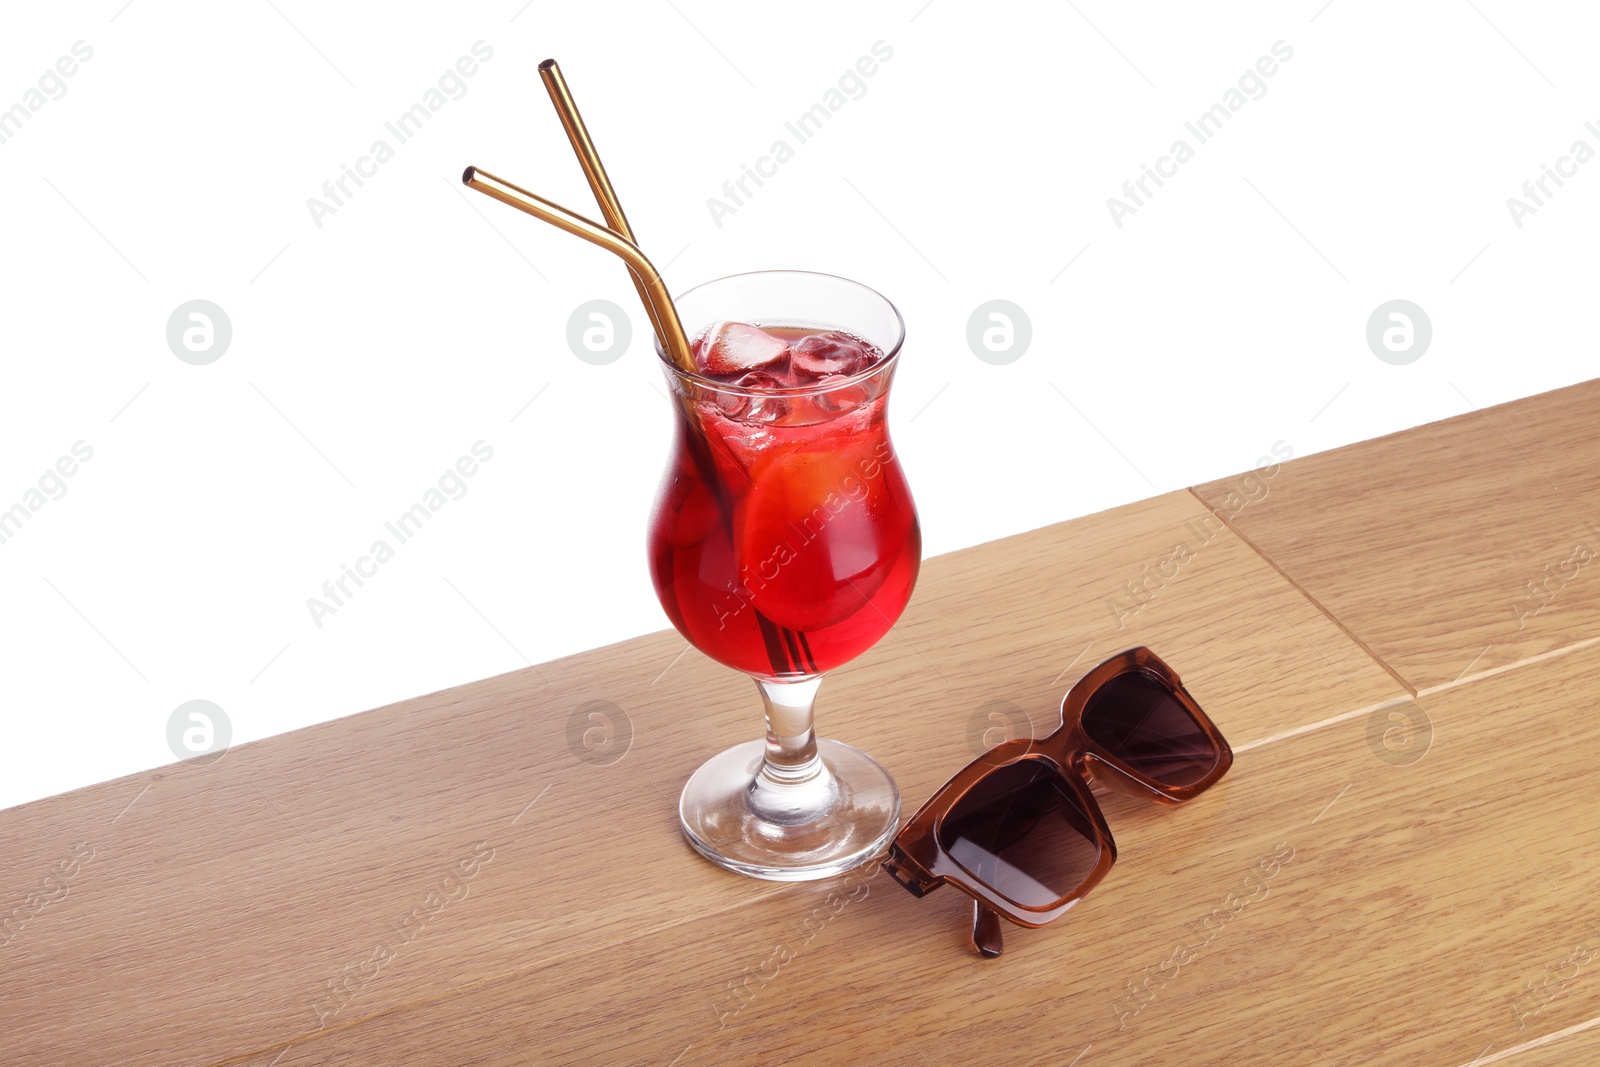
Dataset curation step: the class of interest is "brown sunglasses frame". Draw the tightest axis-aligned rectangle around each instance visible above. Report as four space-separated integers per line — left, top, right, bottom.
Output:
882 647 1233 948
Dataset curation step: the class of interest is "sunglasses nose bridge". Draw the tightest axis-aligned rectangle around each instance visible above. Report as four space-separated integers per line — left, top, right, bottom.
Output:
1078 747 1154 799
1051 721 1105 778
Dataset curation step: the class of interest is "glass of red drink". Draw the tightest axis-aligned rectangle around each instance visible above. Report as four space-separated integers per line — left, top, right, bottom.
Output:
649 271 921 880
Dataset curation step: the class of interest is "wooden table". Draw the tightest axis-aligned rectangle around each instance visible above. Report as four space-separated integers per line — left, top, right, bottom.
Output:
5 379 1599 1067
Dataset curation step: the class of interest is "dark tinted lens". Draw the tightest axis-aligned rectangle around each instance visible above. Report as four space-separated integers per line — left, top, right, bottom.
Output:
936 760 1101 907
1080 670 1218 787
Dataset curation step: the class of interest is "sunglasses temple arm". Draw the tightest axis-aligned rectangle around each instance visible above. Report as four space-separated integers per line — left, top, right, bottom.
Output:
971 900 1005 958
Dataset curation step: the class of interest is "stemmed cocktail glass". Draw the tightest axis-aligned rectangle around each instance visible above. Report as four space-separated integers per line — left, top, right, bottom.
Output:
458 61 919 882
649 271 920 880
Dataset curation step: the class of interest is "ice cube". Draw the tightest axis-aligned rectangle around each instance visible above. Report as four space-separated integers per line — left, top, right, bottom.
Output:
813 374 870 414
790 330 876 380
696 321 790 377
712 370 790 424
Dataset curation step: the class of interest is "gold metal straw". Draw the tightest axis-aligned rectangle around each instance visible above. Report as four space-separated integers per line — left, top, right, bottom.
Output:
461 166 696 374
536 59 671 351
467 69 802 677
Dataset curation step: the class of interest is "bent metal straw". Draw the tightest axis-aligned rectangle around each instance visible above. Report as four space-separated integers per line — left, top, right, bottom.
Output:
461 63 809 683
460 165 694 373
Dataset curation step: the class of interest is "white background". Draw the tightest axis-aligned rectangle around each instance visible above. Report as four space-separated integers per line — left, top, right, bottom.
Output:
1 0 1595 811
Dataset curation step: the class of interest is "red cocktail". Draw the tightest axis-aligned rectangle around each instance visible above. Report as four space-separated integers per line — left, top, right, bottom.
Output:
650 271 919 881
650 323 920 678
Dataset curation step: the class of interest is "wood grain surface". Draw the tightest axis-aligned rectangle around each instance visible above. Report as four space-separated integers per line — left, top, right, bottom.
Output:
227 642 1600 1067
3 382 1598 1066
1193 378 1600 695
1493 1022 1600 1067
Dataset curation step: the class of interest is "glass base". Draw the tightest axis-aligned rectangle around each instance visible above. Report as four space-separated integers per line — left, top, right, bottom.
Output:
679 738 900 882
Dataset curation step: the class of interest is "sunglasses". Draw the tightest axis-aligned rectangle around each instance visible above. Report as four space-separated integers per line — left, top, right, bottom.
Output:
881 647 1233 957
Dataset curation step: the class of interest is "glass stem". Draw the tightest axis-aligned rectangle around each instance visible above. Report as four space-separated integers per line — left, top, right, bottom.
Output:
749 676 836 823
758 676 823 780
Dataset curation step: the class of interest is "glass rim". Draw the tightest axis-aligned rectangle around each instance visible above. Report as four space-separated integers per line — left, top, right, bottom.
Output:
653 269 906 398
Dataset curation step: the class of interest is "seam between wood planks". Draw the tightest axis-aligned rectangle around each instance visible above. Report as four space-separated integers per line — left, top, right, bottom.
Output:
1188 484 1419 699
